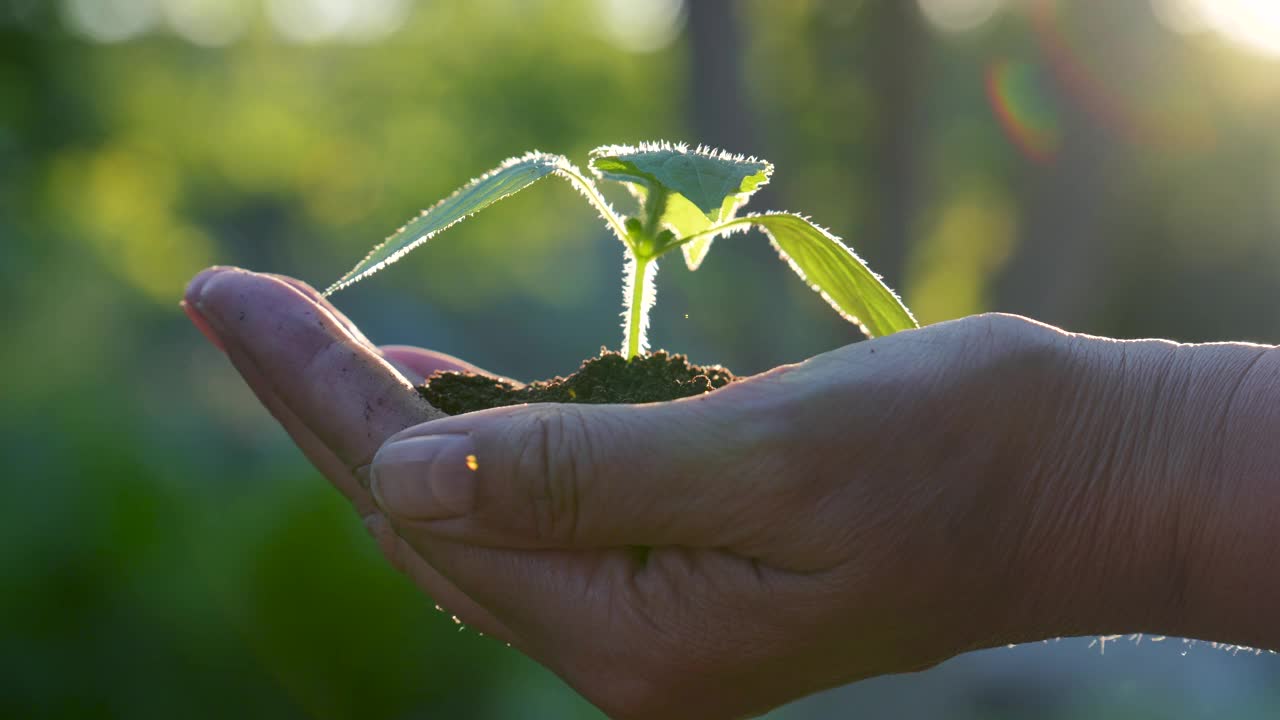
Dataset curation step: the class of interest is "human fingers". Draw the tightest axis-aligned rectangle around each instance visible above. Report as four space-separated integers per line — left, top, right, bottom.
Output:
184 267 440 513
267 273 376 351
379 345 517 386
267 274 481 386
366 373 814 560
185 267 516 641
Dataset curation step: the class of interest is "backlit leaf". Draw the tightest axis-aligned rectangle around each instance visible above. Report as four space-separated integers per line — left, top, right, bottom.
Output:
747 213 917 338
324 152 622 295
589 142 772 269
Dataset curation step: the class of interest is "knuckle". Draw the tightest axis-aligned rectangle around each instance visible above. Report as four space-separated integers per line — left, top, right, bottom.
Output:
513 407 588 544
966 312 1059 350
954 312 1064 378
968 311 1035 343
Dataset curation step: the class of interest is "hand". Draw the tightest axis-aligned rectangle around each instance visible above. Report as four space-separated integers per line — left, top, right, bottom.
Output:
185 266 1273 720
364 311 1083 719
182 266 522 642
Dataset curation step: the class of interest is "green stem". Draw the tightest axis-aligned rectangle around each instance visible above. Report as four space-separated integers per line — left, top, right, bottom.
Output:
555 165 631 246
625 254 651 361
643 186 668 238
669 216 755 251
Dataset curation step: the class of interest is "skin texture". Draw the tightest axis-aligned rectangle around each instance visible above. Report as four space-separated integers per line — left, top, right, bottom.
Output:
184 267 1280 720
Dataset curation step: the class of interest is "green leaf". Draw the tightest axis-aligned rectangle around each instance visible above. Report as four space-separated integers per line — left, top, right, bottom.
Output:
747 213 917 338
324 152 625 296
589 142 772 270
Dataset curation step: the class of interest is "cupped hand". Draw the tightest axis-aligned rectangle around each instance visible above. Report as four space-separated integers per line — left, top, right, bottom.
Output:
184 267 1079 720
182 266 521 642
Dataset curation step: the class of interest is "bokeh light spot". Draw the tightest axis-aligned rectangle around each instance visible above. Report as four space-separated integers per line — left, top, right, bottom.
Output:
906 183 1015 324
62 0 160 43
267 0 353 44
266 0 410 44
917 0 1004 33
341 0 411 43
596 0 687 54
49 146 214 303
163 0 250 47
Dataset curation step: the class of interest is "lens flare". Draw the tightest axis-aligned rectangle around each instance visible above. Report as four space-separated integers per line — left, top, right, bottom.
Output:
1026 0 1135 142
985 59 1061 163
1025 0 1216 154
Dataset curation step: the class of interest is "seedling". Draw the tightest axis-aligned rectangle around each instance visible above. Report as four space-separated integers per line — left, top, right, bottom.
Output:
324 142 916 359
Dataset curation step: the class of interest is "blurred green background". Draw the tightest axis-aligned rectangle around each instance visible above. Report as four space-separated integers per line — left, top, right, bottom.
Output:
5 0 1280 717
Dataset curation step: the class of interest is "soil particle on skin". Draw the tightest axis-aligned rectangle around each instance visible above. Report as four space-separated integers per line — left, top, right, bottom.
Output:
420 349 736 415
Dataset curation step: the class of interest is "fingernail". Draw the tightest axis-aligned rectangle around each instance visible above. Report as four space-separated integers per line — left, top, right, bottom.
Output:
181 299 225 352
371 434 478 519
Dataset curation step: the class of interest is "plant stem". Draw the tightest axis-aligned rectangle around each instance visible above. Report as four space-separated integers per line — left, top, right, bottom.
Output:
555 165 631 245
669 216 753 251
625 254 651 361
643 186 667 238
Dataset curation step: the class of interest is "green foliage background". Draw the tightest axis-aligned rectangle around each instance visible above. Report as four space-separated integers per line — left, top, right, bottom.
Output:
5 0 1280 717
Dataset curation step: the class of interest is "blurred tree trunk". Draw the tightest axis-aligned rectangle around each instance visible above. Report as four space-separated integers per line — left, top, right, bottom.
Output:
994 113 1111 327
685 0 793 371
866 0 927 289
687 0 929 268
687 0 755 156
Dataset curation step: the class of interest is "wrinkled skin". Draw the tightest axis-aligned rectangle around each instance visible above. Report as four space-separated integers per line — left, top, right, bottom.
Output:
184 267 1280 720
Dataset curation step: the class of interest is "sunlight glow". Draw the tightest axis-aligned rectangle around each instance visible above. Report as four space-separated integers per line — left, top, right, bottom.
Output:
917 0 1005 33
596 0 686 54
1153 0 1280 59
1195 0 1280 58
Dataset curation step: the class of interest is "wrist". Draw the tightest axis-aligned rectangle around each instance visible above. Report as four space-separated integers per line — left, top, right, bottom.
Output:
1171 343 1280 648
1000 333 1276 645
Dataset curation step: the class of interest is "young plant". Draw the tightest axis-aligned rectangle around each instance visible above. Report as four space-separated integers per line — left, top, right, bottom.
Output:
324 142 917 359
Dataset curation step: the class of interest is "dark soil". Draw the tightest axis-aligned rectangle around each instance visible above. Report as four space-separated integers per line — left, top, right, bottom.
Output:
420 350 736 415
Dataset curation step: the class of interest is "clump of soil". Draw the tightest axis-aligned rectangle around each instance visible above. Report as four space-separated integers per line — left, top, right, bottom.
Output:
420 350 736 415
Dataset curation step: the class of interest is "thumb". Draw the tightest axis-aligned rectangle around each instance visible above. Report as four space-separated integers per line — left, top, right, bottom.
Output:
368 379 791 550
